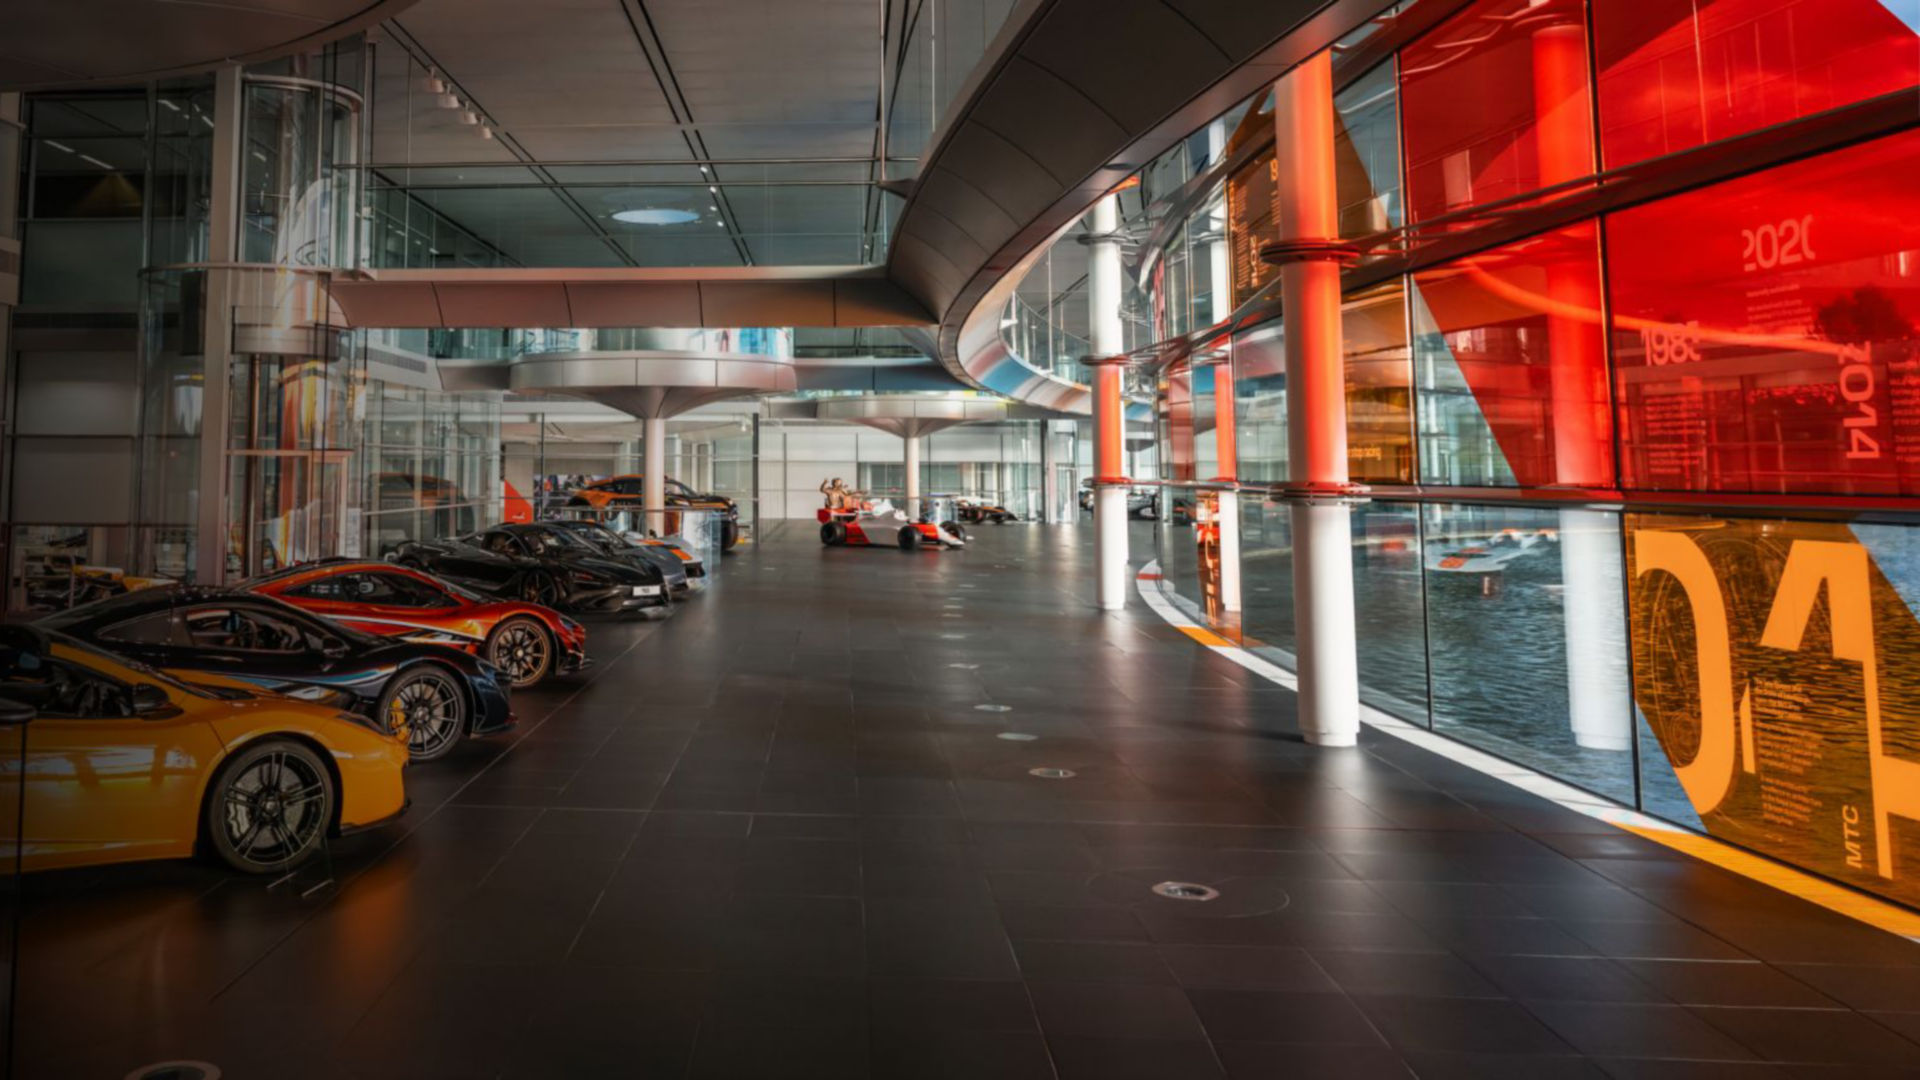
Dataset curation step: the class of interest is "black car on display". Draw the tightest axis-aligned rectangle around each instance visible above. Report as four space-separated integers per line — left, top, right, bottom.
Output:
37 586 515 762
544 520 700 595
566 475 742 550
392 522 671 614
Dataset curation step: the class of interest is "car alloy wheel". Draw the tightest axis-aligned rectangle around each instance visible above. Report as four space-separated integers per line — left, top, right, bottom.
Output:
384 667 466 762
521 570 561 608
207 740 333 873
488 617 553 689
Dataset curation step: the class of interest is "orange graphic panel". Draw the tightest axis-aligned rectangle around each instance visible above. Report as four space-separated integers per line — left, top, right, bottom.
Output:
1627 513 1920 907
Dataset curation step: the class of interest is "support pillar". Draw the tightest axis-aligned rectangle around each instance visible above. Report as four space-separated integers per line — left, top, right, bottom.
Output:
1532 13 1631 751
194 64 244 585
643 415 667 537
1267 51 1361 747
1087 193 1129 610
904 434 922 520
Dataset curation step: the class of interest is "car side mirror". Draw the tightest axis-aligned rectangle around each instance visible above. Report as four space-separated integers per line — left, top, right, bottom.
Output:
130 683 173 716
0 697 34 726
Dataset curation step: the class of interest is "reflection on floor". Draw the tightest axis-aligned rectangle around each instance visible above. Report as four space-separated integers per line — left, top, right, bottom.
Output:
19 522 1920 1079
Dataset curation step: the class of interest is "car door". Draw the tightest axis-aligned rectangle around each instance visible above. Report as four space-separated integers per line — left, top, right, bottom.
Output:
6 649 220 868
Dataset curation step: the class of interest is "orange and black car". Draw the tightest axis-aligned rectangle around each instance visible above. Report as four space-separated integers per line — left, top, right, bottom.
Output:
245 559 589 690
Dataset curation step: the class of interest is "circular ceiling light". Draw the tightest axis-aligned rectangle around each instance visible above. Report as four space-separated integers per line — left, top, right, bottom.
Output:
612 208 699 225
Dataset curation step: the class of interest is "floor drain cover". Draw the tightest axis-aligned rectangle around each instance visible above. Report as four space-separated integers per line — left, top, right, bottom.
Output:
997 732 1038 742
1151 881 1220 902
1028 767 1076 779
974 703 1012 712
127 1064 221 1080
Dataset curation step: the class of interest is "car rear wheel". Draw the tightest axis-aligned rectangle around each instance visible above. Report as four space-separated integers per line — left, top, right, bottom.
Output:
898 526 921 551
720 518 740 550
520 570 562 608
382 666 468 762
820 521 847 546
205 739 334 873
487 617 554 689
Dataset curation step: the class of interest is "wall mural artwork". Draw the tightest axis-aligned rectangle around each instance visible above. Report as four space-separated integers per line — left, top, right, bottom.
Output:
1627 513 1920 907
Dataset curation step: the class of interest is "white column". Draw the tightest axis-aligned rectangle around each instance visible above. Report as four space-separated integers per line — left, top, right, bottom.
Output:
904 434 922 519
1560 508 1631 749
195 65 244 585
1088 193 1129 610
1041 421 1060 524
1275 51 1360 747
643 416 667 537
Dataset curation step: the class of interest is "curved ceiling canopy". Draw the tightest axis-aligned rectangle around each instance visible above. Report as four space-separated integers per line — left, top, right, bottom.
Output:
509 350 797 420
0 0 417 89
887 0 1398 408
814 394 1015 440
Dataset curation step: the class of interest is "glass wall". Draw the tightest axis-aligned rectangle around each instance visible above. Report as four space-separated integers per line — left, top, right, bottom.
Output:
1133 0 1920 910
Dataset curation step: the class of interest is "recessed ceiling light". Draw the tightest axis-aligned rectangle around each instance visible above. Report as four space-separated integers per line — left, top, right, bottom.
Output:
612 208 699 225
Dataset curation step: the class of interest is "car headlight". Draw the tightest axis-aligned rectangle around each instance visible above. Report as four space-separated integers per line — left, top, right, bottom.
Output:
570 570 604 586
559 616 584 635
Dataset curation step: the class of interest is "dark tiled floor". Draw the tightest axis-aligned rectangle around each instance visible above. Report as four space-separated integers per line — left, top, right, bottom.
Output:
17 522 1920 1079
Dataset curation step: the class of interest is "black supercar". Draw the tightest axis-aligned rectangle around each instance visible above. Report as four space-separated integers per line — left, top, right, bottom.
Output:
391 522 671 614
37 586 515 762
542 520 696 595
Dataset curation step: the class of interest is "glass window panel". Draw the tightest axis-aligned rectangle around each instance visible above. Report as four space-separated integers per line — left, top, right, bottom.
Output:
1414 223 1611 488
1608 130 1920 496
1353 501 1430 718
1425 502 1635 803
1594 0 1920 170
1240 497 1296 659
1400 0 1595 223
1334 60 1404 236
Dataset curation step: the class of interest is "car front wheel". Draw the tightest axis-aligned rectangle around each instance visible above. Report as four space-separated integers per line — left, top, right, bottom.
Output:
381 665 468 762
487 617 554 689
205 739 334 873
820 521 847 546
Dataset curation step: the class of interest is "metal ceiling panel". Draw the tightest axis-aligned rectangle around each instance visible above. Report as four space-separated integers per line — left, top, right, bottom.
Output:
564 282 702 325
698 281 835 326
433 283 574 325
328 280 443 327
969 58 1129 187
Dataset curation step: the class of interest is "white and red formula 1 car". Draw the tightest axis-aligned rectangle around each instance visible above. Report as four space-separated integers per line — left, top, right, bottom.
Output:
818 500 967 551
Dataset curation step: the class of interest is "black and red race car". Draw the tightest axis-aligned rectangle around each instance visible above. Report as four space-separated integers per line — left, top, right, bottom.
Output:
818 501 967 551
956 498 1018 525
244 559 590 690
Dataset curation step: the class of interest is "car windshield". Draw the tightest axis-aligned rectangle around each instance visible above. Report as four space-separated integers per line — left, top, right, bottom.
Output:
564 524 624 552
524 528 593 555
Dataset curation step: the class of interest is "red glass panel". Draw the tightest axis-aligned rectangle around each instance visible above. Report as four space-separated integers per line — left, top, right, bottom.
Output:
1400 0 1595 224
1414 223 1612 488
1607 130 1920 496
1595 0 1920 170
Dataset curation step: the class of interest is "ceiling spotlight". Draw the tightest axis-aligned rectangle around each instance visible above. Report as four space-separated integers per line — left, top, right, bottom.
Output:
457 111 480 125
478 125 495 140
714 220 725 227
431 93 461 109
707 185 717 192
418 76 447 94
613 207 700 225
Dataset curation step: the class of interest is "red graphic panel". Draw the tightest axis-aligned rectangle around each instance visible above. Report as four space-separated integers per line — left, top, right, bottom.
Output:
1414 223 1613 488
1607 130 1920 496
1595 0 1920 170
1400 0 1594 224
1162 360 1196 484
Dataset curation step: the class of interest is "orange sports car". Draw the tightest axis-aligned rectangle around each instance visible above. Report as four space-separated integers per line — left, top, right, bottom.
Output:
566 475 741 549
244 560 590 690
0 625 409 874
